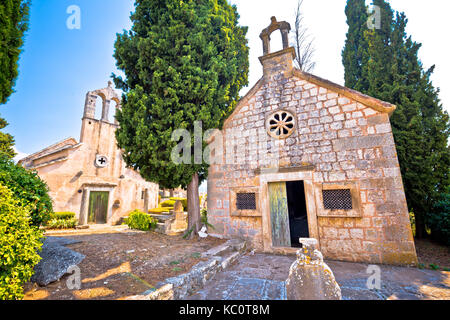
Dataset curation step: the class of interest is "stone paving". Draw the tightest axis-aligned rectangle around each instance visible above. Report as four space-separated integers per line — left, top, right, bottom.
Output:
188 253 450 300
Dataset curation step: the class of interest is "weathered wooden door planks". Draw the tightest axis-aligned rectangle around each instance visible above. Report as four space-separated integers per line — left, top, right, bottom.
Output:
88 191 109 224
268 182 291 247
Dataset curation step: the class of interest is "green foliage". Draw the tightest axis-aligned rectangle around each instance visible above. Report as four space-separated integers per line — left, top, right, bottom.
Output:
160 200 176 208
113 0 249 190
342 0 369 92
427 189 450 246
429 264 440 271
0 183 43 300
126 210 157 231
342 0 450 239
50 212 75 220
0 117 16 159
45 218 78 230
0 156 53 226
201 208 214 230
0 0 30 104
148 207 172 214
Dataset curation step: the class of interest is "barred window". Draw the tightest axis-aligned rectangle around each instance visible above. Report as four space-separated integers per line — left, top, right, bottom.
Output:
323 189 353 210
236 193 257 210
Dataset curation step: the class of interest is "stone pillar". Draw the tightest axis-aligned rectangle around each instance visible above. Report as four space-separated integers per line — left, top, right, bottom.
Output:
79 189 89 226
101 99 111 122
286 238 342 300
83 92 98 119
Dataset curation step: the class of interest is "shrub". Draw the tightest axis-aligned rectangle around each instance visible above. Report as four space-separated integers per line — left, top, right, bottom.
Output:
201 208 214 230
428 190 450 246
46 218 78 230
126 210 157 231
160 200 176 208
149 207 173 214
50 212 75 220
0 156 53 226
0 183 43 300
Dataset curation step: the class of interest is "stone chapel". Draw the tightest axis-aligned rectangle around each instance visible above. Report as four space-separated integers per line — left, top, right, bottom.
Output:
206 17 418 265
19 82 159 226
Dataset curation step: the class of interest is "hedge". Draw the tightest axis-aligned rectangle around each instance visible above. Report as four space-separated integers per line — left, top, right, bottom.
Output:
0 183 43 300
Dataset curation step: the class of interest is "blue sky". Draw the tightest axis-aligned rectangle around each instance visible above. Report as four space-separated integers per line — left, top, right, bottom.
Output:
2 0 449 161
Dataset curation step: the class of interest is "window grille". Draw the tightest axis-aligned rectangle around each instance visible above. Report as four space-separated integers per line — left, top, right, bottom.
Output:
323 189 353 210
236 193 257 210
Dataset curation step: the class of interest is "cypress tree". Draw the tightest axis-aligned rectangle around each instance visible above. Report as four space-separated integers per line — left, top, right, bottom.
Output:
0 0 30 159
342 0 369 91
113 0 249 237
0 0 30 104
343 0 450 239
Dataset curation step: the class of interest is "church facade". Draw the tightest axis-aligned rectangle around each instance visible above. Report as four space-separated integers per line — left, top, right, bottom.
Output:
206 18 417 265
20 83 159 225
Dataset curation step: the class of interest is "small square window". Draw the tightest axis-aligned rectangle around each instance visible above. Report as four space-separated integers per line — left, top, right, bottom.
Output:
323 189 353 210
236 193 257 210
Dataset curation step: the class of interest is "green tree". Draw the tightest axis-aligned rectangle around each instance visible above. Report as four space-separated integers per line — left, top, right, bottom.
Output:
341 0 369 91
0 0 31 158
0 0 30 104
113 0 249 237
0 155 53 227
0 117 15 159
343 0 450 239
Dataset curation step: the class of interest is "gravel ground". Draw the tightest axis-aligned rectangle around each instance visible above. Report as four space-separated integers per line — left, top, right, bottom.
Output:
24 230 225 300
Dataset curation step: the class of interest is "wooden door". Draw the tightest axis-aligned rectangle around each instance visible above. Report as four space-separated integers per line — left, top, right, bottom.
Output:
268 182 291 247
88 191 109 224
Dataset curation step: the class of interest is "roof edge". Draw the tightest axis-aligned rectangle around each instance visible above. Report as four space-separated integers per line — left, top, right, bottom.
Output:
18 137 79 164
223 78 265 128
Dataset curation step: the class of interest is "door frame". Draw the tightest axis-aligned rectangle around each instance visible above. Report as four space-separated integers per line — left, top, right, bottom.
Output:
79 184 116 225
259 170 320 254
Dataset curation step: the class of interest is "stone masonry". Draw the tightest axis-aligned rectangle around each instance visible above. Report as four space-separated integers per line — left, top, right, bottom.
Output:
206 17 417 266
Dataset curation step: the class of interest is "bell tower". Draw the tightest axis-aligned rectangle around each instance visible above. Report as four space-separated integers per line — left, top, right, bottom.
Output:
259 17 296 80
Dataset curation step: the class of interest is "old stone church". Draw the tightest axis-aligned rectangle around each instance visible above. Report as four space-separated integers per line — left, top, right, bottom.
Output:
207 17 417 265
20 82 159 225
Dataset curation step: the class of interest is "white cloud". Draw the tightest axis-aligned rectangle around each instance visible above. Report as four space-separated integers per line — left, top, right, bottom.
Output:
13 147 28 163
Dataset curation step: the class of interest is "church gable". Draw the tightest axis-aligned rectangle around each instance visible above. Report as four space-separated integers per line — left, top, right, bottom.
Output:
207 17 417 266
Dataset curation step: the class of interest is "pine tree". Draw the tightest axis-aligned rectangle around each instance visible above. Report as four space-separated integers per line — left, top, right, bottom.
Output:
113 0 249 237
343 0 450 239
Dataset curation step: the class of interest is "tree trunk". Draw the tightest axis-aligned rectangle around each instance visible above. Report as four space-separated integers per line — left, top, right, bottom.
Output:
186 172 201 239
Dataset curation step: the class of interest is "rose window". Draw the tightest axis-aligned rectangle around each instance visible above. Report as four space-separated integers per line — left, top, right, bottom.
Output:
266 110 296 139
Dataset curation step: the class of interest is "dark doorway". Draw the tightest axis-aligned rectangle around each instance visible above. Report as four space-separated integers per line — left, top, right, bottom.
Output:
88 191 109 224
286 181 309 247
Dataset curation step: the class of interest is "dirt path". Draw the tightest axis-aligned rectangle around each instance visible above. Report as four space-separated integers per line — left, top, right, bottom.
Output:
24 230 225 300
